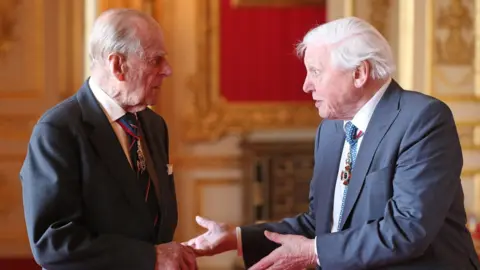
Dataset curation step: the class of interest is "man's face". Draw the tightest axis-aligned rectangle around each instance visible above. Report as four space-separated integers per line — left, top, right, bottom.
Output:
302 46 363 120
121 27 172 109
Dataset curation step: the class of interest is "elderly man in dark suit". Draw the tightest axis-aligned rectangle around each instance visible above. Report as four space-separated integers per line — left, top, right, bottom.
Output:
20 8 196 270
183 17 480 270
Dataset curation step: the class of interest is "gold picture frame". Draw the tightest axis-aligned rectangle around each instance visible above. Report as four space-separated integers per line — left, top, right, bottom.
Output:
183 0 321 142
232 0 325 7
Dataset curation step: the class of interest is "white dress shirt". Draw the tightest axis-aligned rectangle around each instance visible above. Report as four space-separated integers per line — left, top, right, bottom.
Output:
330 79 391 233
88 78 133 167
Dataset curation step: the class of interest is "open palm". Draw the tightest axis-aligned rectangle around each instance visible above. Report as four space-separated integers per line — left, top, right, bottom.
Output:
183 216 237 256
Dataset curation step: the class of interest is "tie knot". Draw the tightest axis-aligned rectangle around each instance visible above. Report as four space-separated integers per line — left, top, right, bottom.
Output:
120 112 137 125
345 121 360 145
118 112 138 136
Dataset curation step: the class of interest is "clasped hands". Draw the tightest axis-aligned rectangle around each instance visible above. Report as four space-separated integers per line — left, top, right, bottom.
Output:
182 216 317 270
155 241 197 270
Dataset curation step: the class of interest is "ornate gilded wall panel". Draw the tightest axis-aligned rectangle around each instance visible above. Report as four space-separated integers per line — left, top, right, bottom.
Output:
351 0 398 77
428 0 477 100
183 0 321 142
352 0 393 39
423 0 480 226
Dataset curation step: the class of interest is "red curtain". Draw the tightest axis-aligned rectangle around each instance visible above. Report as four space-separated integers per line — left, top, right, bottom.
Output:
220 0 326 102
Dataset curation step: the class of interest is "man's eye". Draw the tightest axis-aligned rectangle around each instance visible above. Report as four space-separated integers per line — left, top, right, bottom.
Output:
150 56 165 66
310 69 320 76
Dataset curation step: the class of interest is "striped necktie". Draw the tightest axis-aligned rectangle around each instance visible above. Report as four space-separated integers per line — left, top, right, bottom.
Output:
117 112 159 227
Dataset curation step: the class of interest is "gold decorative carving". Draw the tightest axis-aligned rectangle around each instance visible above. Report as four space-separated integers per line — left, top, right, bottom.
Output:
462 169 480 178
368 0 391 39
435 0 474 66
425 0 479 100
457 122 480 150
232 0 325 7
184 0 320 142
0 0 21 59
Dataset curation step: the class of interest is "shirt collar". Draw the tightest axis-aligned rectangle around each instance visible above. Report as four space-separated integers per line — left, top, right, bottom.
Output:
88 78 126 123
344 78 391 133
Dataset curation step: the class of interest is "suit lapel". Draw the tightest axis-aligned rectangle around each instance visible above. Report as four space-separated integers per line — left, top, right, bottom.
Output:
76 81 152 226
338 81 402 230
315 120 345 234
137 111 171 239
137 112 165 212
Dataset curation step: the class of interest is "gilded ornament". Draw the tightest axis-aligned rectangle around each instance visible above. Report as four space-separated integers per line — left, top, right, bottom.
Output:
435 0 474 66
0 0 21 59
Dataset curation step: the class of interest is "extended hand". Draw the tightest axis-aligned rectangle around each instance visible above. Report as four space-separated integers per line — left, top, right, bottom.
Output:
155 242 197 270
183 216 237 256
249 231 316 270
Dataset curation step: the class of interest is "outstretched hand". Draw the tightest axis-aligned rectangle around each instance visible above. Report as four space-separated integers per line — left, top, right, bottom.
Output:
249 231 316 270
182 216 238 257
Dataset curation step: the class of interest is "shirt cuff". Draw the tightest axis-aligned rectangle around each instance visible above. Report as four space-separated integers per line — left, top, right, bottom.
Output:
236 227 243 256
314 236 320 265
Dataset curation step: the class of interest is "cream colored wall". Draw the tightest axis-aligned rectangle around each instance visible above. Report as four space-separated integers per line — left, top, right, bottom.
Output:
81 0 480 269
0 0 84 257
83 0 97 79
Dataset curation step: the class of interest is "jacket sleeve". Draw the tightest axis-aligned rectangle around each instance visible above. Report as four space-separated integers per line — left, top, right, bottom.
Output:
20 122 156 270
240 123 323 268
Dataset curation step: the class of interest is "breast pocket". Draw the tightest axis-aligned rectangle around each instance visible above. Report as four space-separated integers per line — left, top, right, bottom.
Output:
362 166 394 219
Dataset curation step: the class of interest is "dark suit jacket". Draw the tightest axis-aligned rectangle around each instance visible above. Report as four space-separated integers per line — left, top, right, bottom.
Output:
241 80 480 270
20 80 178 270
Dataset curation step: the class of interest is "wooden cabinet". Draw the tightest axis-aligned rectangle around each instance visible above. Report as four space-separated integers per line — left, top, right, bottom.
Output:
240 140 314 225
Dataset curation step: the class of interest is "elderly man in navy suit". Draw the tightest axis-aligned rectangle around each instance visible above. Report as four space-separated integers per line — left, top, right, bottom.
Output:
184 17 480 270
20 9 196 270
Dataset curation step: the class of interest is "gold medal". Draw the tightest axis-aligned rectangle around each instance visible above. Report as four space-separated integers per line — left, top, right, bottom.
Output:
136 139 147 173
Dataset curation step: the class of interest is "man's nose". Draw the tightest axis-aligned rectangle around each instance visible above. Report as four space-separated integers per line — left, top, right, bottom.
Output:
162 61 172 77
303 79 313 93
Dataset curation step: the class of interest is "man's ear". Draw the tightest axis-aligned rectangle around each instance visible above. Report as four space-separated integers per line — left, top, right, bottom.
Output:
353 60 370 88
107 53 127 81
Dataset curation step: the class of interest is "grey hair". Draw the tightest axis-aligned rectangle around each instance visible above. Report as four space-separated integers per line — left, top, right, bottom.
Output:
296 17 395 80
88 8 157 68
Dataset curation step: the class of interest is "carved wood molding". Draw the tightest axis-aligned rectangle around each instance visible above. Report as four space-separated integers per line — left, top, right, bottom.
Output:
0 0 21 59
232 0 325 7
183 0 320 142
175 155 241 170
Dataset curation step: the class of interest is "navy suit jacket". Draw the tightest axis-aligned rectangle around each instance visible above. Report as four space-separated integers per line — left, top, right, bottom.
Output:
241 80 480 270
20 80 178 270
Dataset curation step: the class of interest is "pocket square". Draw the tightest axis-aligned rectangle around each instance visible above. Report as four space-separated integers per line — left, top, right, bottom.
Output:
167 164 173 175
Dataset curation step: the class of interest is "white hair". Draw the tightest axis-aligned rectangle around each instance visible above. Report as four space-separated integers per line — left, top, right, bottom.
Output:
296 16 395 80
88 9 156 68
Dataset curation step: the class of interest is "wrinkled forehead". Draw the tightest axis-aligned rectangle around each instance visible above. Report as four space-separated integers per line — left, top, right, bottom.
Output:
303 45 330 68
138 26 167 58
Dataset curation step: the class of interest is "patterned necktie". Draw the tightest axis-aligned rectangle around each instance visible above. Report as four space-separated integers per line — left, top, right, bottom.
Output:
337 121 363 231
117 113 160 227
